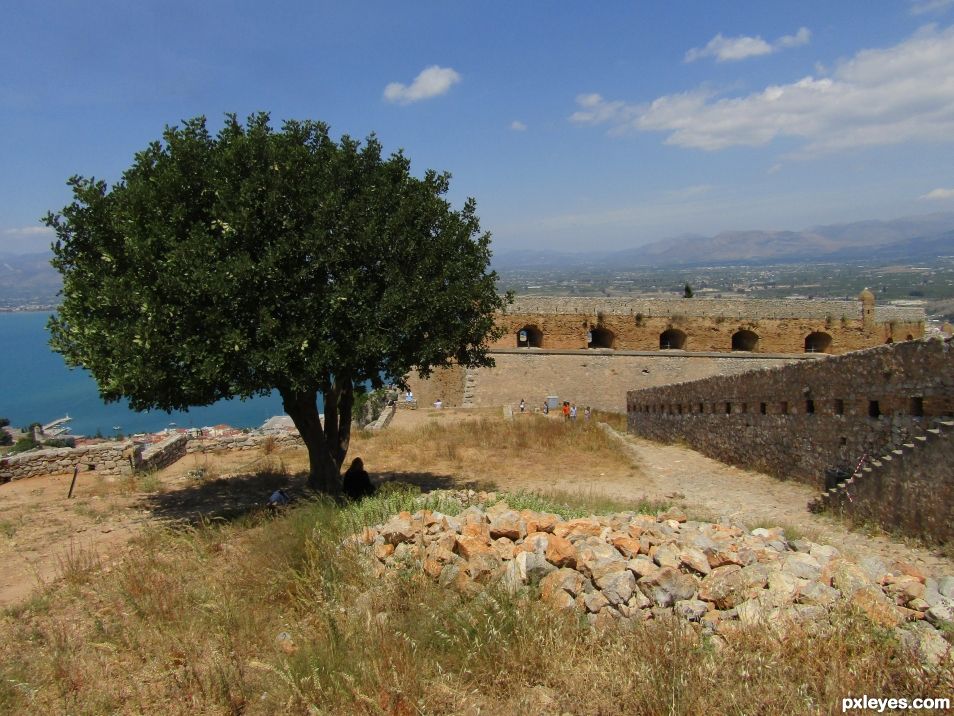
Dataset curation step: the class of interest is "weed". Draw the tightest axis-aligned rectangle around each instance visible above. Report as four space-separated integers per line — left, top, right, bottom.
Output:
0 519 16 538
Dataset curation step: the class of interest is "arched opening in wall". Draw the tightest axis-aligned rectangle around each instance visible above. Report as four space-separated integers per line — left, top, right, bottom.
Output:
588 326 615 349
885 337 894 344
659 329 687 350
906 334 914 340
731 329 759 351
804 332 833 353
516 325 543 348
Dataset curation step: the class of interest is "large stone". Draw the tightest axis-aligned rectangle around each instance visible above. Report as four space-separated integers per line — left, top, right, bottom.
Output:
674 599 708 622
596 570 636 606
706 549 744 569
850 585 905 628
553 518 603 541
797 581 840 607
782 552 822 581
859 556 890 585
540 567 590 603
521 510 561 534
454 535 494 560
626 556 660 579
679 547 711 576
489 510 526 541
518 531 550 555
380 514 419 545
610 536 642 558
581 590 610 614
545 533 577 569
697 563 771 609
575 541 626 580
809 544 839 563
513 550 557 585
653 543 681 569
491 538 516 561
461 522 491 541
900 623 953 667
638 567 698 608
467 553 503 583
821 559 870 596
765 572 799 605
925 599 954 627
938 576 954 599
458 506 488 525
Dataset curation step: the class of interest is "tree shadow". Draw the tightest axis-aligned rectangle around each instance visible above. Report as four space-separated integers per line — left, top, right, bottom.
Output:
139 467 496 527
140 468 310 526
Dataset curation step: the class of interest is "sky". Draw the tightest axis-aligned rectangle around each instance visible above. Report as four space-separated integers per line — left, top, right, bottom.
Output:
2 0 954 254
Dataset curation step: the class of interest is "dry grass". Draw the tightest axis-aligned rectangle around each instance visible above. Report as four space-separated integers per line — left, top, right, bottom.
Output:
0 483 949 715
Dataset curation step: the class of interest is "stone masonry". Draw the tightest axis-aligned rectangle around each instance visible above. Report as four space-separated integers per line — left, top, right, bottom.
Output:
492 294 924 354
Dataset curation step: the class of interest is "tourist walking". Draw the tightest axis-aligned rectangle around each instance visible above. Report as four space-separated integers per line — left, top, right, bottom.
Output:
584 406 591 421
570 404 578 420
519 398 525 413
562 401 570 421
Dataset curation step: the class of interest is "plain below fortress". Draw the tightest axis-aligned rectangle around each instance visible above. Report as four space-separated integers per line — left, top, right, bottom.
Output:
407 293 925 413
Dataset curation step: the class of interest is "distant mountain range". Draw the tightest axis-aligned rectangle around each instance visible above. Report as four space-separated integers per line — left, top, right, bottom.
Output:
0 252 61 305
2 213 953 305
493 212 954 269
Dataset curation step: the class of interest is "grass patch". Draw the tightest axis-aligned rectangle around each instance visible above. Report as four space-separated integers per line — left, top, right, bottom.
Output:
498 488 669 519
0 519 16 538
0 482 947 714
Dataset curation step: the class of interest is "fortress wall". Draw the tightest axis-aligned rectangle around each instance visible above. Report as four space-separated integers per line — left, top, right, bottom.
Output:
491 296 924 354
407 350 810 413
625 337 954 488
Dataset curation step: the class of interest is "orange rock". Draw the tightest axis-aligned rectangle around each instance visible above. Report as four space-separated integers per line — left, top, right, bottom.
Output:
492 538 516 561
545 534 577 568
423 557 443 579
850 585 905 628
462 522 491 541
611 536 642 559
455 535 494 560
373 542 395 561
517 532 550 554
553 518 602 540
627 524 645 539
891 561 927 584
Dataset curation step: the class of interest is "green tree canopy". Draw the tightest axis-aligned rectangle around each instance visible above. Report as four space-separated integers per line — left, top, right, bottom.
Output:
45 113 508 492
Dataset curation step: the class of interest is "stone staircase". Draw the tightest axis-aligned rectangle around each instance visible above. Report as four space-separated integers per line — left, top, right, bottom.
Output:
462 367 478 408
808 418 954 513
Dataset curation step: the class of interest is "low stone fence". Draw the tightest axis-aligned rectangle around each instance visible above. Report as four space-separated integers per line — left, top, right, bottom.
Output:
137 433 189 472
185 431 303 454
0 441 135 482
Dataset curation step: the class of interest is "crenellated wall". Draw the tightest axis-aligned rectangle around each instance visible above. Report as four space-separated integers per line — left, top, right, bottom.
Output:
625 337 954 488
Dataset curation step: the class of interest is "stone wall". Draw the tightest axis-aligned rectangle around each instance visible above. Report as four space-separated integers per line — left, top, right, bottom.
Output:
138 434 189 472
625 337 954 489
492 295 924 354
0 441 135 482
816 422 954 544
185 432 303 454
408 350 815 413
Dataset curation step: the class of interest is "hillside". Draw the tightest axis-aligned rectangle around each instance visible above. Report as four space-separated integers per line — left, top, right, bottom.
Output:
494 212 954 269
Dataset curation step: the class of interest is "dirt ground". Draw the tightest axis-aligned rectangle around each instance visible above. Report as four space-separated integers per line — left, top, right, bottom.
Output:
1 407 950 607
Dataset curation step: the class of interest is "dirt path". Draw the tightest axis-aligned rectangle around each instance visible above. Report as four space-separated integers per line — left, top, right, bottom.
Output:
594 425 954 578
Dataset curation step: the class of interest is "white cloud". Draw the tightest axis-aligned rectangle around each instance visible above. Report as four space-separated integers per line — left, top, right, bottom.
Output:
2 226 53 236
510 120 527 131
910 0 954 15
572 24 954 157
919 187 954 199
383 65 461 104
685 26 810 63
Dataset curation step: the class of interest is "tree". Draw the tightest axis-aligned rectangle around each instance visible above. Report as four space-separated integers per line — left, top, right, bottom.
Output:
683 283 694 298
45 113 508 493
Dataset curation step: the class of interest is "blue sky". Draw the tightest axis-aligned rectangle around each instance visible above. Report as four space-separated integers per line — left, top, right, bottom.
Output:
3 0 954 254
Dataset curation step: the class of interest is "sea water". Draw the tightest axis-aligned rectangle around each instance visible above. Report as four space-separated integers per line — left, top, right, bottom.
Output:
0 312 300 436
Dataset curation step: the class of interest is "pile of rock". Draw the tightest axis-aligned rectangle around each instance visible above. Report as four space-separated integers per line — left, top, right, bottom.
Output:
354 498 953 667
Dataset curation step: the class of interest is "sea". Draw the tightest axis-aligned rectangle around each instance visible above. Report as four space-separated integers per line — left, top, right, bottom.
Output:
0 311 298 437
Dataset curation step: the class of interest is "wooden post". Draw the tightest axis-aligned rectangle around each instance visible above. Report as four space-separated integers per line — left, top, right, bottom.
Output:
67 465 79 499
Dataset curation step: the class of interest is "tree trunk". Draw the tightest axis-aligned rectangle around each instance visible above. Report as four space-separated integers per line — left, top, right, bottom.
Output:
335 380 354 467
280 387 341 494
